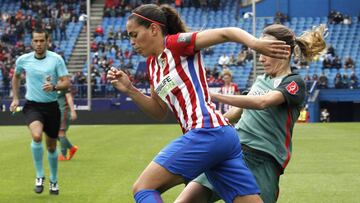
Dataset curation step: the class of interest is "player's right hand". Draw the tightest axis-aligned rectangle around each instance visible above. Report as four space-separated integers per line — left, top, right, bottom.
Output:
10 99 19 113
106 67 132 93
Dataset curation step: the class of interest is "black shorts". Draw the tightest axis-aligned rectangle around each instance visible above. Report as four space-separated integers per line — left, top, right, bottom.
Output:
22 100 60 138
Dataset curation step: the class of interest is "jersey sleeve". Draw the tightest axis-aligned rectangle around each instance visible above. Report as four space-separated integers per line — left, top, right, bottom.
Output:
165 32 197 56
15 56 24 75
275 74 306 106
56 56 69 77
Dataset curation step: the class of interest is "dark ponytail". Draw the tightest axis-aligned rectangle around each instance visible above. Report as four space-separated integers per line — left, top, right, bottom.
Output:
159 4 188 34
129 4 188 36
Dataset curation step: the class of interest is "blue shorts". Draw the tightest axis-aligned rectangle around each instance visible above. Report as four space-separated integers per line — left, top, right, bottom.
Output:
154 125 259 202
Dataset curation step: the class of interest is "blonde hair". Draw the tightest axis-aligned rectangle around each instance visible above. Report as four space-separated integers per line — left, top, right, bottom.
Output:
294 24 327 62
221 69 233 78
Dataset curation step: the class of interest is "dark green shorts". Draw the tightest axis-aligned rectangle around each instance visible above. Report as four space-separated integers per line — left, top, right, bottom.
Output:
193 145 282 203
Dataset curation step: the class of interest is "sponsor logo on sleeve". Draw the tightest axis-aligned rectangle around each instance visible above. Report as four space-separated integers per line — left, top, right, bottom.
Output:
286 81 299 95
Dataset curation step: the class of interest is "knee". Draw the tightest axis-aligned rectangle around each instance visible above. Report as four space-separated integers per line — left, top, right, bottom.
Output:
47 147 56 153
132 180 142 195
32 136 42 142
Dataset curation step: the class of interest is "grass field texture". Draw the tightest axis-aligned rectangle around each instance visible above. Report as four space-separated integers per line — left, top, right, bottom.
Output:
0 123 359 203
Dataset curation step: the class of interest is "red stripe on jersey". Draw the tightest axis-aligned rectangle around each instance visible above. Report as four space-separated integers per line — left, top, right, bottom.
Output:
171 86 188 130
162 53 170 75
166 96 186 133
282 108 292 169
172 54 198 128
147 58 155 86
155 59 161 84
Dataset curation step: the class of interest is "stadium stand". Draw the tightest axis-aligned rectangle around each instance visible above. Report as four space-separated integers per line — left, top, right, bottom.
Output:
86 0 359 92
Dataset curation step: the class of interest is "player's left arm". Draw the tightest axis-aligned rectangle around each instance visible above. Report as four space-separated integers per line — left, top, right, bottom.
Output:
65 92 77 121
211 90 285 110
211 75 305 109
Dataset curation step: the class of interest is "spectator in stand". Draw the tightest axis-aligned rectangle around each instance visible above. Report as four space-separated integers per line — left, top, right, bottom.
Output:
218 54 230 67
333 11 344 24
349 72 358 89
229 53 237 66
274 11 288 24
342 74 349 89
320 108 330 122
318 72 328 89
322 55 332 69
236 50 246 66
334 73 343 89
332 55 342 70
59 19 67 41
328 10 336 24
327 44 335 57
108 26 115 42
344 56 355 70
94 25 104 38
304 74 313 90
312 73 319 84
343 15 352 25
203 46 214 55
218 69 240 114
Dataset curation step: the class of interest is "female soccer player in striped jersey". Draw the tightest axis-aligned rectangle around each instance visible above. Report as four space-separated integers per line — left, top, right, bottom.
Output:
107 4 290 203
176 24 327 203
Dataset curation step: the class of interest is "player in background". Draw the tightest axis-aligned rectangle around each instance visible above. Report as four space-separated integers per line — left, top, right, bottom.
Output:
176 24 327 203
218 69 240 114
10 28 70 195
57 89 78 161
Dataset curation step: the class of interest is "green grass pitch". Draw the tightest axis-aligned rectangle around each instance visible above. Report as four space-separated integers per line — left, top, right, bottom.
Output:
0 123 359 203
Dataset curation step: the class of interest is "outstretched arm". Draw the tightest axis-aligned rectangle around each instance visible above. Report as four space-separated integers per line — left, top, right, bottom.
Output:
211 90 285 110
195 27 290 59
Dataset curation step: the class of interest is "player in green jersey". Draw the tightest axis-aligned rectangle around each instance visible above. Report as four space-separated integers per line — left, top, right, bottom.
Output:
176 24 327 203
57 89 78 161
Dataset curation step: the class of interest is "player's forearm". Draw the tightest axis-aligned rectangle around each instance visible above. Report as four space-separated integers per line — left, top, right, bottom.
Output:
211 93 266 110
54 79 71 90
66 93 76 112
127 86 167 121
11 76 21 100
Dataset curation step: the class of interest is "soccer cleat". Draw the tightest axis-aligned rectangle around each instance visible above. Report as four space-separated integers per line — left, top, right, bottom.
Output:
49 181 59 195
58 154 69 161
34 177 45 194
68 145 78 160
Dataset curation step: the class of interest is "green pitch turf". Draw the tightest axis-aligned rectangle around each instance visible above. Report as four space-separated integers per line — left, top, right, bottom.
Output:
0 123 359 203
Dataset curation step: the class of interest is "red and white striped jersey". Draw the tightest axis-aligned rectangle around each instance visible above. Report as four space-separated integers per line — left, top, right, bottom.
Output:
219 83 240 113
147 32 229 133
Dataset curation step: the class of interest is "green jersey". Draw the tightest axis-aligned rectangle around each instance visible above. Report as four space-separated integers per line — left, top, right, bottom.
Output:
235 73 305 172
57 89 70 113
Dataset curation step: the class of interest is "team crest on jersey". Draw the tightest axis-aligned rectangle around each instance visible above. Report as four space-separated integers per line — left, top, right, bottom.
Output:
273 78 282 88
286 81 299 95
177 33 192 44
158 57 167 69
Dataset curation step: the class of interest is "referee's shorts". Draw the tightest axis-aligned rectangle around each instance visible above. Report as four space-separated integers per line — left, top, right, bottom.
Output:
22 100 60 138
